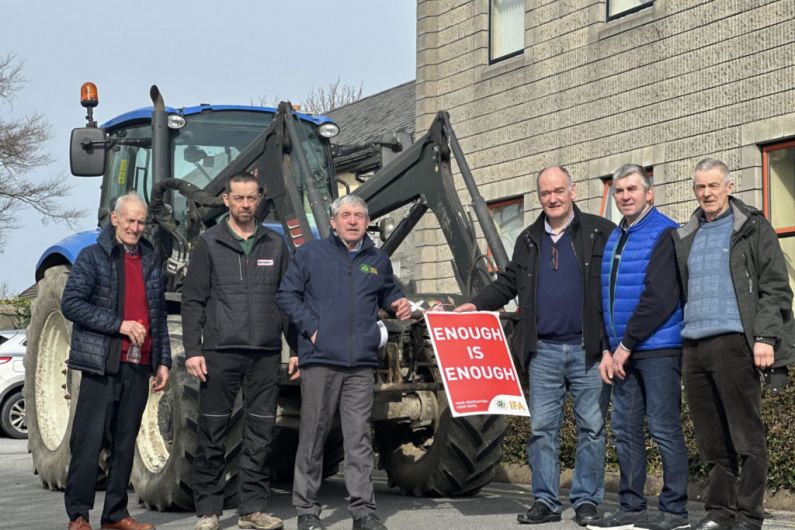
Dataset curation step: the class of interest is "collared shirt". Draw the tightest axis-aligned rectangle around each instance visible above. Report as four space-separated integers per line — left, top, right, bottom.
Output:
699 206 733 224
619 203 653 231
543 211 575 243
334 231 364 255
225 217 258 255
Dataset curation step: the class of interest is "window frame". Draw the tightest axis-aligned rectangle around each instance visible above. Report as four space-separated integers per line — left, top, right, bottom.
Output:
762 138 795 237
489 0 524 64
607 0 654 21
486 195 524 271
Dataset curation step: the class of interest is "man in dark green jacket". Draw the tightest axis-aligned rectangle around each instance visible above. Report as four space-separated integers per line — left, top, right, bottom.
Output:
672 158 793 530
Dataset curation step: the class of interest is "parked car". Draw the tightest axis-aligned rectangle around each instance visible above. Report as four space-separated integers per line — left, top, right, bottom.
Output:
0 329 27 439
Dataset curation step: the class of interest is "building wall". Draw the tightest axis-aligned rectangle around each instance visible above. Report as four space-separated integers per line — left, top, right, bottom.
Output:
413 0 795 293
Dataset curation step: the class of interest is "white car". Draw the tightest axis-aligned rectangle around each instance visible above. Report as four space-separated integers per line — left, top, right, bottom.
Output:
0 329 27 439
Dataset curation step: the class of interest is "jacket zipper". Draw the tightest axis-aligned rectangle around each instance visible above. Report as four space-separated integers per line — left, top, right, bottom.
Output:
607 232 624 347
348 260 354 366
743 252 752 294
237 254 243 281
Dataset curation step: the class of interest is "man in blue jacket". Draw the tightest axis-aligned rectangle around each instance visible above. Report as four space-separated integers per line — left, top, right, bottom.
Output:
62 193 171 530
589 165 689 530
277 194 411 530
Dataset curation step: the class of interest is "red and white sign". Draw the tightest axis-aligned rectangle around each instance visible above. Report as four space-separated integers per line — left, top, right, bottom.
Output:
424 311 528 418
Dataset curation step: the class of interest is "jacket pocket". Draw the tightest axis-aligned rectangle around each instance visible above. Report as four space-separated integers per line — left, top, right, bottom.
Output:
215 299 249 347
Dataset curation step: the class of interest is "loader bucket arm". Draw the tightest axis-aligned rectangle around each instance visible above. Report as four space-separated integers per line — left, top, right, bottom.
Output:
353 111 509 297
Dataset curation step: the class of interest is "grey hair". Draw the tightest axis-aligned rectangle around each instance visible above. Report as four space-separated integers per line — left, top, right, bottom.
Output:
114 192 147 215
330 194 369 218
693 158 730 183
536 166 574 189
612 164 651 192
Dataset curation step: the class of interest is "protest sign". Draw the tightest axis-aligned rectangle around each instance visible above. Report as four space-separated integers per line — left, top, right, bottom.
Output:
424 311 528 417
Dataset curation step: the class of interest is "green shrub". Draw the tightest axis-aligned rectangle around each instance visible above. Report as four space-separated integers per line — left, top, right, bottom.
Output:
502 375 794 491
0 298 31 328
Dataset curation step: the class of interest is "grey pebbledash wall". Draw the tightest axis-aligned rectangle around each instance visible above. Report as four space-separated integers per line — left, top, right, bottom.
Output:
412 0 795 294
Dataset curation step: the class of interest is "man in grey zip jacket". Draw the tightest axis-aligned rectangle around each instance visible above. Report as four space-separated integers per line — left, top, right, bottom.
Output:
672 158 793 530
182 172 293 530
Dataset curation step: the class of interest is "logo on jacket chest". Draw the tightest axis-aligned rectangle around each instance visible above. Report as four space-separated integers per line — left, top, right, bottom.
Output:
359 263 379 275
257 258 274 267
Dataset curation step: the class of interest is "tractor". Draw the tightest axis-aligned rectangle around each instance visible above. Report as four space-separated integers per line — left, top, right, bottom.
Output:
25 83 513 510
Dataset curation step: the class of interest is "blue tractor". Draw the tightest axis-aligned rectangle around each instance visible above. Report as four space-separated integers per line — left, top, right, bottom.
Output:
25 84 511 510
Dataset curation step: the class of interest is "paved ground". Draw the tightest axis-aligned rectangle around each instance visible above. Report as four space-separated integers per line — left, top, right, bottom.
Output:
3 437 795 529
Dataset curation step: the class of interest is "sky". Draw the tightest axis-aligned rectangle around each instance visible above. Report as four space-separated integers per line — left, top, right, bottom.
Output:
0 1 416 295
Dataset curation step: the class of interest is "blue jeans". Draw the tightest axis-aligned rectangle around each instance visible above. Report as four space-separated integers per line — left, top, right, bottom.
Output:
612 355 688 515
528 341 609 512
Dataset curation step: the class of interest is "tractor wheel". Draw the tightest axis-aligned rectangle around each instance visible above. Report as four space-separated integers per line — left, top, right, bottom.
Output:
379 402 506 497
130 320 242 511
24 265 81 490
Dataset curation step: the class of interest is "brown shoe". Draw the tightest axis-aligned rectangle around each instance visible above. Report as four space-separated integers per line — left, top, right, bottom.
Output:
100 516 155 530
69 517 92 530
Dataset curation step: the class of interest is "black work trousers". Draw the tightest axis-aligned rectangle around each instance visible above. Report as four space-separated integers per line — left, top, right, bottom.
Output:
192 350 280 517
64 362 150 524
683 333 767 528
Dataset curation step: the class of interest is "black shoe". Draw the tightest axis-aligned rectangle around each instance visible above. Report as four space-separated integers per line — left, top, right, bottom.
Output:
692 518 731 530
637 511 691 530
587 510 647 530
297 515 325 530
352 513 387 530
517 502 562 525
731 523 760 530
575 503 599 527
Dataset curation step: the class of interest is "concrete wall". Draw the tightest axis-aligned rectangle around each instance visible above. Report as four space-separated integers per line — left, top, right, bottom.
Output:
413 0 795 293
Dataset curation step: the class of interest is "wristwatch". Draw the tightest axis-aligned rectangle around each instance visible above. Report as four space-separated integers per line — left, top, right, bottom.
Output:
755 336 775 345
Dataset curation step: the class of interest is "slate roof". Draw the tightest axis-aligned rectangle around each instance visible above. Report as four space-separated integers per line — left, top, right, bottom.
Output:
327 80 415 145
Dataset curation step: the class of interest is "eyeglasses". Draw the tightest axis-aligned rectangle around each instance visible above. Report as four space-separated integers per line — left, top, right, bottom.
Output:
551 245 559 271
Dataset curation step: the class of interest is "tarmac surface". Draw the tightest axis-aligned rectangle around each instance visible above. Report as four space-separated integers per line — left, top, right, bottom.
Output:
3 437 795 530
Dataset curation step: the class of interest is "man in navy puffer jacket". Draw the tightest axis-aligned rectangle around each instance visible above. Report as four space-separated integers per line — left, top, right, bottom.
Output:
277 194 410 530
590 165 688 530
62 193 170 530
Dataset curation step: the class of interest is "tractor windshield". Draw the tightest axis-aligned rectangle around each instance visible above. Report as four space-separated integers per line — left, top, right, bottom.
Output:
99 109 334 229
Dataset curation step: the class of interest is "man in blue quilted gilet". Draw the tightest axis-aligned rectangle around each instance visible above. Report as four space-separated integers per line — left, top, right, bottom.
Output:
590 164 689 530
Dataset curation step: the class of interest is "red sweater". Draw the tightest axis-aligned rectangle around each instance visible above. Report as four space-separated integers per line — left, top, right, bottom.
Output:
121 251 151 365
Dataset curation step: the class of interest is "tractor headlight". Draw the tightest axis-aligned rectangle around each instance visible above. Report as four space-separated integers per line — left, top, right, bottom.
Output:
318 123 339 138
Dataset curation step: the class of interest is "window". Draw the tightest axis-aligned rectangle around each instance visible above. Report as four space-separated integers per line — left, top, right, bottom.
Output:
490 0 524 63
608 0 653 20
762 140 795 309
599 167 654 224
487 196 524 268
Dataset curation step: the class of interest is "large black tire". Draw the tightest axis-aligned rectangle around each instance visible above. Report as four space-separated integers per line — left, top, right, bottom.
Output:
130 320 242 511
380 403 506 497
1 390 27 439
24 265 81 490
376 342 507 497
